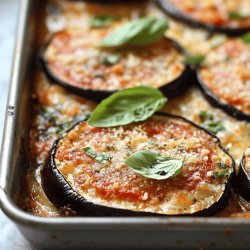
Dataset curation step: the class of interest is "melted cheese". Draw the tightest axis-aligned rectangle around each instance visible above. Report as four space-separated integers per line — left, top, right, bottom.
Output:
170 0 250 27
20 0 250 218
44 29 185 91
200 39 250 115
55 116 233 215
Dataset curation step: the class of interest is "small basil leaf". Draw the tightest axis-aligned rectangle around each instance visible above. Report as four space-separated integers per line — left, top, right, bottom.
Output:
241 32 250 44
88 86 167 127
83 147 97 158
93 72 105 79
100 54 121 65
199 111 225 135
91 15 118 28
216 162 229 169
183 55 205 66
100 17 168 47
213 169 228 178
199 111 213 122
83 147 112 163
125 150 184 180
204 121 225 135
228 12 249 20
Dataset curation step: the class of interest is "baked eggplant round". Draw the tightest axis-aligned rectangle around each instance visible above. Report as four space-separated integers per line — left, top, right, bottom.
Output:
157 0 250 36
41 113 235 216
238 147 250 201
41 28 191 101
197 38 250 121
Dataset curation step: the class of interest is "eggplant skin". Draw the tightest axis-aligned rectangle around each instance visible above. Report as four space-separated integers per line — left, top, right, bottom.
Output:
238 152 250 201
40 38 192 102
41 113 235 217
197 72 250 122
157 0 250 36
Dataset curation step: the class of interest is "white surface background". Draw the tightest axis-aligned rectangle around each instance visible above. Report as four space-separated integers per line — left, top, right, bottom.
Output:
0 0 36 249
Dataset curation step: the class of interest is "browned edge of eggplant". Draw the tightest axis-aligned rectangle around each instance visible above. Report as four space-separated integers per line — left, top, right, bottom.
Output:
41 112 236 217
238 149 250 201
40 37 192 102
157 0 250 36
196 71 250 121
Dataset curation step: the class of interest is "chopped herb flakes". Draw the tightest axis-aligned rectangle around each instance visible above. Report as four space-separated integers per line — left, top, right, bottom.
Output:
90 15 118 28
83 147 112 164
199 111 225 135
100 54 120 65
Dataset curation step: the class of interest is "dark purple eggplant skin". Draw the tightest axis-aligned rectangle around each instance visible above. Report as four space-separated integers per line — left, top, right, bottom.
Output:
40 38 192 102
157 0 250 36
238 150 250 201
41 113 235 217
196 71 250 122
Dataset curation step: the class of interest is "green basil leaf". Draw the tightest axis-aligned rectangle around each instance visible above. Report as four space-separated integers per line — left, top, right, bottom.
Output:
88 86 167 127
100 54 121 65
125 150 184 180
241 32 250 44
100 17 168 47
204 121 225 135
83 147 112 163
199 111 225 135
216 162 229 169
199 111 214 122
228 12 249 20
183 55 205 66
91 15 118 28
213 169 228 178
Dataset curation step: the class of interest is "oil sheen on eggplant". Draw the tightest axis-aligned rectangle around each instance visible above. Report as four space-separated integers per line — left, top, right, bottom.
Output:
157 0 250 36
238 147 250 201
41 113 235 216
197 38 250 121
41 25 191 101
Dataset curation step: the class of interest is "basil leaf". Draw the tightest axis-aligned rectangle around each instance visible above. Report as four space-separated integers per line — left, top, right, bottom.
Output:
183 55 205 66
91 15 118 28
83 147 112 163
199 111 225 135
216 162 229 169
204 121 225 135
228 12 249 20
125 150 184 180
88 86 167 127
101 17 168 47
100 54 121 65
241 32 250 44
213 169 228 178
199 111 214 122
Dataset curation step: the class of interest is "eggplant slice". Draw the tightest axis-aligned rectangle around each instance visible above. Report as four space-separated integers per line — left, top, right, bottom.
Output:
41 28 191 101
238 147 250 201
197 38 250 121
41 113 235 216
157 0 250 36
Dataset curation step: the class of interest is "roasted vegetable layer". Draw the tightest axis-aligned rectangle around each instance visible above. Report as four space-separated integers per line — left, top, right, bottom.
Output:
169 0 250 28
42 27 187 95
157 0 250 35
198 38 250 120
42 114 235 216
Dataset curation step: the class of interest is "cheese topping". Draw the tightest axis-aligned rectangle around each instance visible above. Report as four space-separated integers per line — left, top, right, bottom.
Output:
55 116 233 215
200 39 250 115
170 0 250 28
21 0 250 218
44 28 185 91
